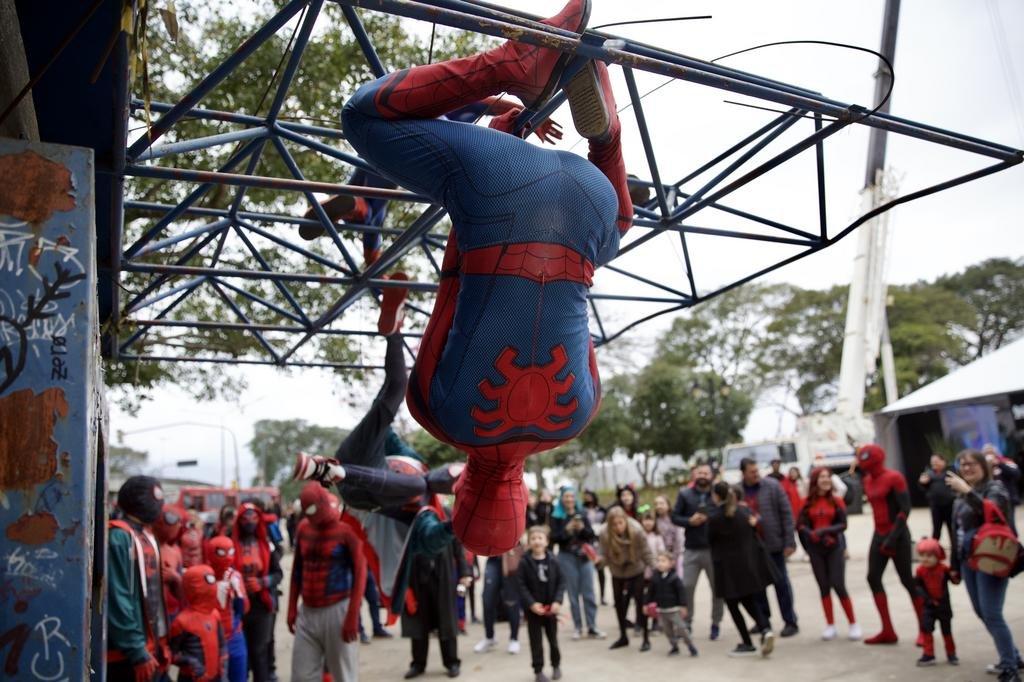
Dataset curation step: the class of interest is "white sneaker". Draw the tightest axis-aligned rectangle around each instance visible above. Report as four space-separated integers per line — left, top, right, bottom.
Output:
508 639 521 654
474 638 496 653
821 625 837 641
848 623 862 641
571 629 583 641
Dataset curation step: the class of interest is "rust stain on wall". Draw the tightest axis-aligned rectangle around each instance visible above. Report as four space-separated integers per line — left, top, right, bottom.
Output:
0 388 69 490
0 150 76 223
6 511 58 545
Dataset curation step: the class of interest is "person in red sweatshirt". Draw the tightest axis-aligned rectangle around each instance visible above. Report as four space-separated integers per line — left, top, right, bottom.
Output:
288 482 367 682
154 505 185 622
170 564 228 681
914 538 958 667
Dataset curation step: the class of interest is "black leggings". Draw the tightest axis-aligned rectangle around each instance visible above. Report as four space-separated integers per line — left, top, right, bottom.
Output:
930 502 954 543
242 600 274 682
597 563 607 601
612 574 648 642
866 532 915 596
809 544 849 599
725 593 770 646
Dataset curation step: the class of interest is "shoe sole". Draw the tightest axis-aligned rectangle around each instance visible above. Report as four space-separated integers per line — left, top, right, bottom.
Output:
301 193 358 240
378 272 409 335
565 61 611 141
728 651 757 658
525 0 592 110
761 633 775 657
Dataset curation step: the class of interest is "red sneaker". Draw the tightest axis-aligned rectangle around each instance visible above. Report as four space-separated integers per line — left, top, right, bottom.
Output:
510 0 593 109
301 194 369 240
377 272 409 336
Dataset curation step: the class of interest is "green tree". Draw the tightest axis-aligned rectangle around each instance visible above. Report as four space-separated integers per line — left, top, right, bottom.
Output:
248 418 347 500
937 257 1024 359
404 428 462 468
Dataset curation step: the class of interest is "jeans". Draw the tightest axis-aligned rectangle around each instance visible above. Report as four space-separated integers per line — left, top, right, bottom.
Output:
961 561 1020 672
557 553 597 631
359 570 385 635
768 552 797 627
482 556 520 640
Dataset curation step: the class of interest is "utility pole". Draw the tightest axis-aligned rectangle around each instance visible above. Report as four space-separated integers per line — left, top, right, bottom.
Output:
836 0 901 419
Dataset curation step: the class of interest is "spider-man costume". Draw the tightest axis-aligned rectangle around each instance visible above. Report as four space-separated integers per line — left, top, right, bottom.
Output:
856 444 924 645
153 505 185 621
206 536 250 682
170 565 227 682
796 481 856 631
288 483 367 682
341 0 631 556
914 538 957 664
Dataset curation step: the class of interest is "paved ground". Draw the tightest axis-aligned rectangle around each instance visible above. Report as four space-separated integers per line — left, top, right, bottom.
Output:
271 508 1024 682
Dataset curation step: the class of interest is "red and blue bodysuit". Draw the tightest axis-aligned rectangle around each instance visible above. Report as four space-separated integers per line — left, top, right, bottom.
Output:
856 444 924 645
170 565 227 682
341 0 631 556
206 536 250 682
913 538 957 663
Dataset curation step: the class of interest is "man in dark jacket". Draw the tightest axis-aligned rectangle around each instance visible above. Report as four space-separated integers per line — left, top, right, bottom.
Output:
671 462 723 639
740 458 799 637
918 454 956 544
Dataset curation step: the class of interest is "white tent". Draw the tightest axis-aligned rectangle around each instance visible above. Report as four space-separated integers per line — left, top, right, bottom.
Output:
881 336 1024 416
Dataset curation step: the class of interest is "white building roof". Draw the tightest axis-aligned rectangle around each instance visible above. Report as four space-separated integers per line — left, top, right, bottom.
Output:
880 336 1024 415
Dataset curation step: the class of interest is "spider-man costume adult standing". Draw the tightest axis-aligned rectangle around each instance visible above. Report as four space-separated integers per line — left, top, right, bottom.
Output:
341 0 631 555
856 444 924 644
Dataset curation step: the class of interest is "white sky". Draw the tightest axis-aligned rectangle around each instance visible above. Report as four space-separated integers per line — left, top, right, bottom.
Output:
112 0 1024 486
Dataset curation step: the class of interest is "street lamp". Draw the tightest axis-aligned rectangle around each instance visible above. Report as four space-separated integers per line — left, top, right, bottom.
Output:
118 422 241 487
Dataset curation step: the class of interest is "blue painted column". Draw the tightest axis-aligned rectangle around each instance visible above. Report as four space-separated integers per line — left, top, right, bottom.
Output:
0 139 101 681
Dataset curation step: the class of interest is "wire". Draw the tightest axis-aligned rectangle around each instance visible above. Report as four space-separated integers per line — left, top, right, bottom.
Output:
985 0 1024 148
592 15 712 31
427 23 437 64
710 40 896 126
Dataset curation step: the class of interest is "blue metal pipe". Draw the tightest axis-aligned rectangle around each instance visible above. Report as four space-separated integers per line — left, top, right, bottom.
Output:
135 127 267 161
232 218 354 274
134 319 425 338
228 222 313 325
209 279 282 362
135 217 232 256
122 262 438 290
623 67 670 217
266 0 325 121
213 275 307 325
119 354 385 370
126 276 206 315
342 5 387 77
126 0 309 160
135 98 346 139
123 229 223 313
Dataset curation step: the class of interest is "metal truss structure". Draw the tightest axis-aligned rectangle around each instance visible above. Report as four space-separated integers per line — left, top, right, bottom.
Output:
112 0 1023 371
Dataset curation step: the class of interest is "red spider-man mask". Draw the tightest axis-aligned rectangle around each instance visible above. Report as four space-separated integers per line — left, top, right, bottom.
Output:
183 565 220 613
207 536 235 578
300 482 338 527
152 505 183 544
916 537 945 561
856 444 886 476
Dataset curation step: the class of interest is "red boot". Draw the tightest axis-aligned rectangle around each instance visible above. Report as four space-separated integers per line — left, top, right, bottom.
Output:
912 596 925 647
864 592 898 644
567 60 632 234
372 0 591 120
378 272 409 336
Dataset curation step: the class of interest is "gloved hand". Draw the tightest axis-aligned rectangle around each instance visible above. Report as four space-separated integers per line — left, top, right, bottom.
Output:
245 576 262 594
879 542 896 558
950 570 961 585
288 604 298 634
809 530 820 543
644 602 659 619
133 656 159 682
342 617 359 643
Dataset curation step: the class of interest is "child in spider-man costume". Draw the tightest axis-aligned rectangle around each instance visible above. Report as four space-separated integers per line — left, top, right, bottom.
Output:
913 538 958 667
169 565 227 682
854 444 924 645
341 0 631 556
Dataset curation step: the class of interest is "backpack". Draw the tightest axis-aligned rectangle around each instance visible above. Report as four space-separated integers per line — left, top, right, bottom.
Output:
968 499 1020 578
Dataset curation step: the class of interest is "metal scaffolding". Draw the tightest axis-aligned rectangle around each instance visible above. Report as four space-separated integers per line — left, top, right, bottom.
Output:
111 0 1023 371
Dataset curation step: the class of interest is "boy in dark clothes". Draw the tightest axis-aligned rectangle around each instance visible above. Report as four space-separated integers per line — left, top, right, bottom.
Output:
914 538 958 667
645 551 697 656
517 526 566 682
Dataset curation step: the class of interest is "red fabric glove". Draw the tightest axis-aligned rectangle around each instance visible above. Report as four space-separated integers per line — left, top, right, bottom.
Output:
950 571 961 585
245 576 262 594
809 530 820 543
644 602 659 619
133 656 159 682
341 617 359 643
879 543 896 558
287 603 298 634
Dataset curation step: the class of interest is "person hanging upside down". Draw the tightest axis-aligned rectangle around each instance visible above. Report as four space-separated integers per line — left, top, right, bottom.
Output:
339 0 632 556
853 444 924 645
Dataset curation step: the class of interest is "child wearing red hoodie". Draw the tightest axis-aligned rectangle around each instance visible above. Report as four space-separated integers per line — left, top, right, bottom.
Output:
169 565 227 681
914 538 958 667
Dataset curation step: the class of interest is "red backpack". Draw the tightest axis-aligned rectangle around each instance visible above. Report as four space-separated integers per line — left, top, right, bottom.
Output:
968 499 1020 578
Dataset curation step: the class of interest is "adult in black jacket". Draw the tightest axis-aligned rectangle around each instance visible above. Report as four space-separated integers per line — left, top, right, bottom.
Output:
708 482 775 658
917 454 956 544
671 462 723 637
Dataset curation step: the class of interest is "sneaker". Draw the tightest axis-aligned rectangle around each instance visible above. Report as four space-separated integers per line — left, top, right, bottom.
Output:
587 628 607 640
552 668 562 680
639 641 651 652
359 632 371 645
917 655 937 667
474 638 496 653
999 670 1022 682
668 646 680 656
508 640 521 655
780 623 799 638
447 664 460 678
609 637 629 650
688 644 699 657
373 629 393 639
571 629 583 641
847 623 862 641
948 654 959 666
728 644 758 658
760 630 775 657
709 624 720 641
821 625 837 641
535 674 550 682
